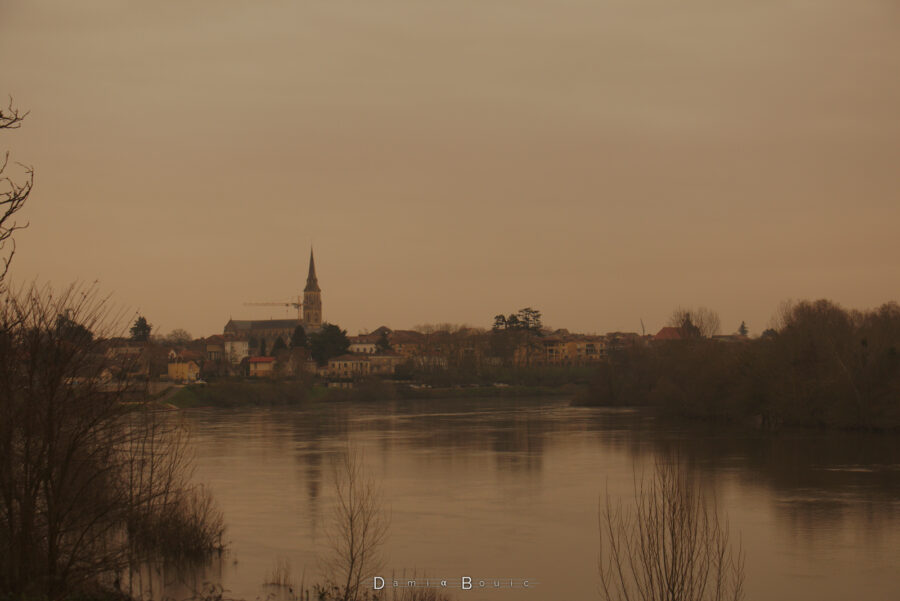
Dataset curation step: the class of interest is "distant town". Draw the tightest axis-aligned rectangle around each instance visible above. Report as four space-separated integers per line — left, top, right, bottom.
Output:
102 250 750 388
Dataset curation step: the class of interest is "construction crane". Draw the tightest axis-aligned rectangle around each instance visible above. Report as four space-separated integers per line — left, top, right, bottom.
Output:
244 295 303 320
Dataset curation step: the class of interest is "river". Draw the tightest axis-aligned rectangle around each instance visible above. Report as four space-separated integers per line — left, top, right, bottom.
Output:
141 397 900 601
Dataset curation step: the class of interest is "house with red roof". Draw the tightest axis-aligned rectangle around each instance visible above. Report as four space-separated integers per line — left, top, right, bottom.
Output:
653 327 683 342
249 356 276 377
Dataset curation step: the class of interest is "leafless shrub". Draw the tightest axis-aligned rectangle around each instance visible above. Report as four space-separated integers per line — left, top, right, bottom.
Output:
0 282 223 599
264 556 295 588
320 448 390 601
384 571 455 601
390 587 455 601
599 458 744 601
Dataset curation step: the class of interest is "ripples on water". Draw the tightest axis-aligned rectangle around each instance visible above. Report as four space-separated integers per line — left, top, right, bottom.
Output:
146 398 900 601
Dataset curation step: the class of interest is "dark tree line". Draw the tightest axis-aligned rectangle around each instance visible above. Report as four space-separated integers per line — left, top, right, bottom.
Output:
581 300 900 430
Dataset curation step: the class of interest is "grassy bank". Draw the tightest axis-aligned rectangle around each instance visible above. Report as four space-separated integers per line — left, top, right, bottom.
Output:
169 379 314 408
168 377 579 408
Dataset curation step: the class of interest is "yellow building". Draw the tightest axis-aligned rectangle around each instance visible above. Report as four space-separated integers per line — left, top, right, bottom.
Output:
370 352 405 375
167 360 200 382
249 356 276 377
328 354 371 379
514 335 608 365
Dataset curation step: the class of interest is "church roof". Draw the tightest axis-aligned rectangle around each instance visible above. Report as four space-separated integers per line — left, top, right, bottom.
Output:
654 327 683 341
225 319 301 332
304 249 321 292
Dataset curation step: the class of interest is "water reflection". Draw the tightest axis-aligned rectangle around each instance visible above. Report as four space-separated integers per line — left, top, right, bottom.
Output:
169 399 900 601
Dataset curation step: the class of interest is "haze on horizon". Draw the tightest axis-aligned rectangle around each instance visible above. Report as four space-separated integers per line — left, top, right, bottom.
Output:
1 0 898 339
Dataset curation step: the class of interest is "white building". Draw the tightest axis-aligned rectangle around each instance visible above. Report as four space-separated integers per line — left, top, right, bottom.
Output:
225 339 250 365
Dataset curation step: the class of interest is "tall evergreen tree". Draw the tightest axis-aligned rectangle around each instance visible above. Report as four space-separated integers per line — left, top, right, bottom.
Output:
308 323 350 365
291 325 307 348
130 315 151 342
376 331 391 352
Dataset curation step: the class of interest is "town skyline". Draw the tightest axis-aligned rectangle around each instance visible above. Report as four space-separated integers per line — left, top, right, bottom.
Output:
2 0 898 339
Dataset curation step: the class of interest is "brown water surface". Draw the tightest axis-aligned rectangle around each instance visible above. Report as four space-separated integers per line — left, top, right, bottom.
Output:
144 398 900 601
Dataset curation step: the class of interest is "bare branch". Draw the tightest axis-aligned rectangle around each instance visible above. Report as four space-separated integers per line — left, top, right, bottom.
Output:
0 282 223 598
0 97 30 130
320 445 390 601
0 96 32 287
598 457 745 601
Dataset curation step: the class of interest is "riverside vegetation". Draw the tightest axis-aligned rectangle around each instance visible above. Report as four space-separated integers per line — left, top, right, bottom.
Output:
599 457 745 601
0 284 226 600
168 365 591 409
1 97 225 601
577 300 900 431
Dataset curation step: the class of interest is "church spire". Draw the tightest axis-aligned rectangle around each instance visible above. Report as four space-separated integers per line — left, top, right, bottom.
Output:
302 247 323 329
304 247 320 293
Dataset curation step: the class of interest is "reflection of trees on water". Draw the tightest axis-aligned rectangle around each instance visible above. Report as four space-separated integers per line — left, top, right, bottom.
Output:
191 401 900 568
284 399 570 491
492 412 547 475
283 400 900 539
126 555 225 601
592 411 900 543
296 439 324 537
353 399 560 476
167 401 900 601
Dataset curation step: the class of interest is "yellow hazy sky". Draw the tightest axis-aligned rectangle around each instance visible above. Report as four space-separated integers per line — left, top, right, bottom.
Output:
2 0 898 337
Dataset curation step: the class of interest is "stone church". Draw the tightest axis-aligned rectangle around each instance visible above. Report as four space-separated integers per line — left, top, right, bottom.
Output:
223 249 323 354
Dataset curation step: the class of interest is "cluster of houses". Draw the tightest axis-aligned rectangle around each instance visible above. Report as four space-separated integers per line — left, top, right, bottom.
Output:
93 320 753 387
157 253 749 384
156 322 749 385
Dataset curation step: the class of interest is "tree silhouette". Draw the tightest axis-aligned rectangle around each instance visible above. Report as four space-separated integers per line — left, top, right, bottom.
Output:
291 324 307 348
669 307 720 338
130 315 152 341
493 308 543 333
309 323 350 365
0 97 32 286
376 331 391 352
599 458 745 601
164 328 192 345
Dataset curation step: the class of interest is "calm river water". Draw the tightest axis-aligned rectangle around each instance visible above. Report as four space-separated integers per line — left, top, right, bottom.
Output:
147 397 900 601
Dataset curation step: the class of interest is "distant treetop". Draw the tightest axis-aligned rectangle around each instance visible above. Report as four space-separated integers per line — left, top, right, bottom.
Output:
492 307 543 333
130 315 152 342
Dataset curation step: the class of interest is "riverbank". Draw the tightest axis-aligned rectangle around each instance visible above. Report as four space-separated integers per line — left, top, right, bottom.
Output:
168 378 582 409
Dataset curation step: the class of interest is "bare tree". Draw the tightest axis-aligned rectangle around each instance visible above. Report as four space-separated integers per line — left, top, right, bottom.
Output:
164 328 193 345
598 458 744 601
321 447 390 601
668 307 721 339
0 97 32 285
0 282 223 599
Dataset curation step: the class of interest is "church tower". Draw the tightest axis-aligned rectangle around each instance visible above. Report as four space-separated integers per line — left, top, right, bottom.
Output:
303 248 323 330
